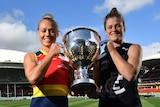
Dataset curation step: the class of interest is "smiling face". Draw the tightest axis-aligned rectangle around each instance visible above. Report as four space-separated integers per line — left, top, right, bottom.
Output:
105 17 125 44
38 19 58 48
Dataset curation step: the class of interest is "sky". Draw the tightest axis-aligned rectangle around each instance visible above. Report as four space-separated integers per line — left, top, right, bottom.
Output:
0 0 160 60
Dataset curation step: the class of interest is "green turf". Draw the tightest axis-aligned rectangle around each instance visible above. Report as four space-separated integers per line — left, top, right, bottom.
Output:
141 97 160 107
0 100 31 107
0 97 159 107
68 98 98 107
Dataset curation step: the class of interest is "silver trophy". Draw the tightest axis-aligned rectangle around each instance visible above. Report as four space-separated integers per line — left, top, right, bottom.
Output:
63 27 100 97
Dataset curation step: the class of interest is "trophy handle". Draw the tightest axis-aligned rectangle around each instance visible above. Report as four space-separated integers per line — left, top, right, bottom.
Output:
56 42 70 62
92 33 101 61
62 34 68 45
95 39 108 60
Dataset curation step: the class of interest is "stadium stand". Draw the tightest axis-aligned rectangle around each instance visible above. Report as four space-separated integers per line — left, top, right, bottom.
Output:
1 49 160 98
138 53 160 97
0 49 32 98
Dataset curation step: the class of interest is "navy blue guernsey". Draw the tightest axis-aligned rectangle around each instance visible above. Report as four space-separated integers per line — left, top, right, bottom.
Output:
99 43 142 107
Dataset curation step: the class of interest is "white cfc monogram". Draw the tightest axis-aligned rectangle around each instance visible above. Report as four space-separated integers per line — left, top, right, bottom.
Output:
112 74 126 95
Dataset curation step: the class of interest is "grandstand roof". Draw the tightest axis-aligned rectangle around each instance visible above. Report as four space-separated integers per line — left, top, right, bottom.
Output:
0 49 26 63
142 53 160 69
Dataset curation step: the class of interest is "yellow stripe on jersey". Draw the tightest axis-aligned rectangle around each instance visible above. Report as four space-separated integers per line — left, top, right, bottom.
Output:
32 84 68 98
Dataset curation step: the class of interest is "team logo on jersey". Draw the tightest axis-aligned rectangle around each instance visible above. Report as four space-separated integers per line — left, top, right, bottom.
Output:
112 74 126 95
122 47 128 51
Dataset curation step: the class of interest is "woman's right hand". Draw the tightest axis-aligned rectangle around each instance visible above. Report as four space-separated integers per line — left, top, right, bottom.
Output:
48 43 61 57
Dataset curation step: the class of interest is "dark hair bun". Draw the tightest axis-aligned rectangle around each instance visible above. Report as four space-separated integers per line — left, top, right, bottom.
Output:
110 7 118 14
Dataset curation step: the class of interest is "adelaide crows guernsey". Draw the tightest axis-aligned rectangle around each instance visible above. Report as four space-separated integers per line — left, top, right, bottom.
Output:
30 50 70 107
32 50 70 97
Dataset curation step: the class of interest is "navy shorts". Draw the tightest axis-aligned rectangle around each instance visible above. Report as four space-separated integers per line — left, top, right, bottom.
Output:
30 96 68 107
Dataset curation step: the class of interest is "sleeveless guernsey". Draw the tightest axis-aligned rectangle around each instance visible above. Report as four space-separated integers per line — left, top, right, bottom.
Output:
30 50 70 107
98 43 142 107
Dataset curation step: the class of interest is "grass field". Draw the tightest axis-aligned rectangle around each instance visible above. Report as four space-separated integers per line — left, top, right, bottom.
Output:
0 97 159 107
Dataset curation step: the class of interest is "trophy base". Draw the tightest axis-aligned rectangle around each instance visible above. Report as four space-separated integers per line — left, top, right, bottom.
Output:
70 78 98 98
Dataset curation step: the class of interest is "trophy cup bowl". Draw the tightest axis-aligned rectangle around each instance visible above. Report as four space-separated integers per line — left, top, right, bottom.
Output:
63 27 100 98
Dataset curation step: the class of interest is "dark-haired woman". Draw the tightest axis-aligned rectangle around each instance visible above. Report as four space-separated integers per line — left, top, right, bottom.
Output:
94 8 142 107
23 14 74 107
